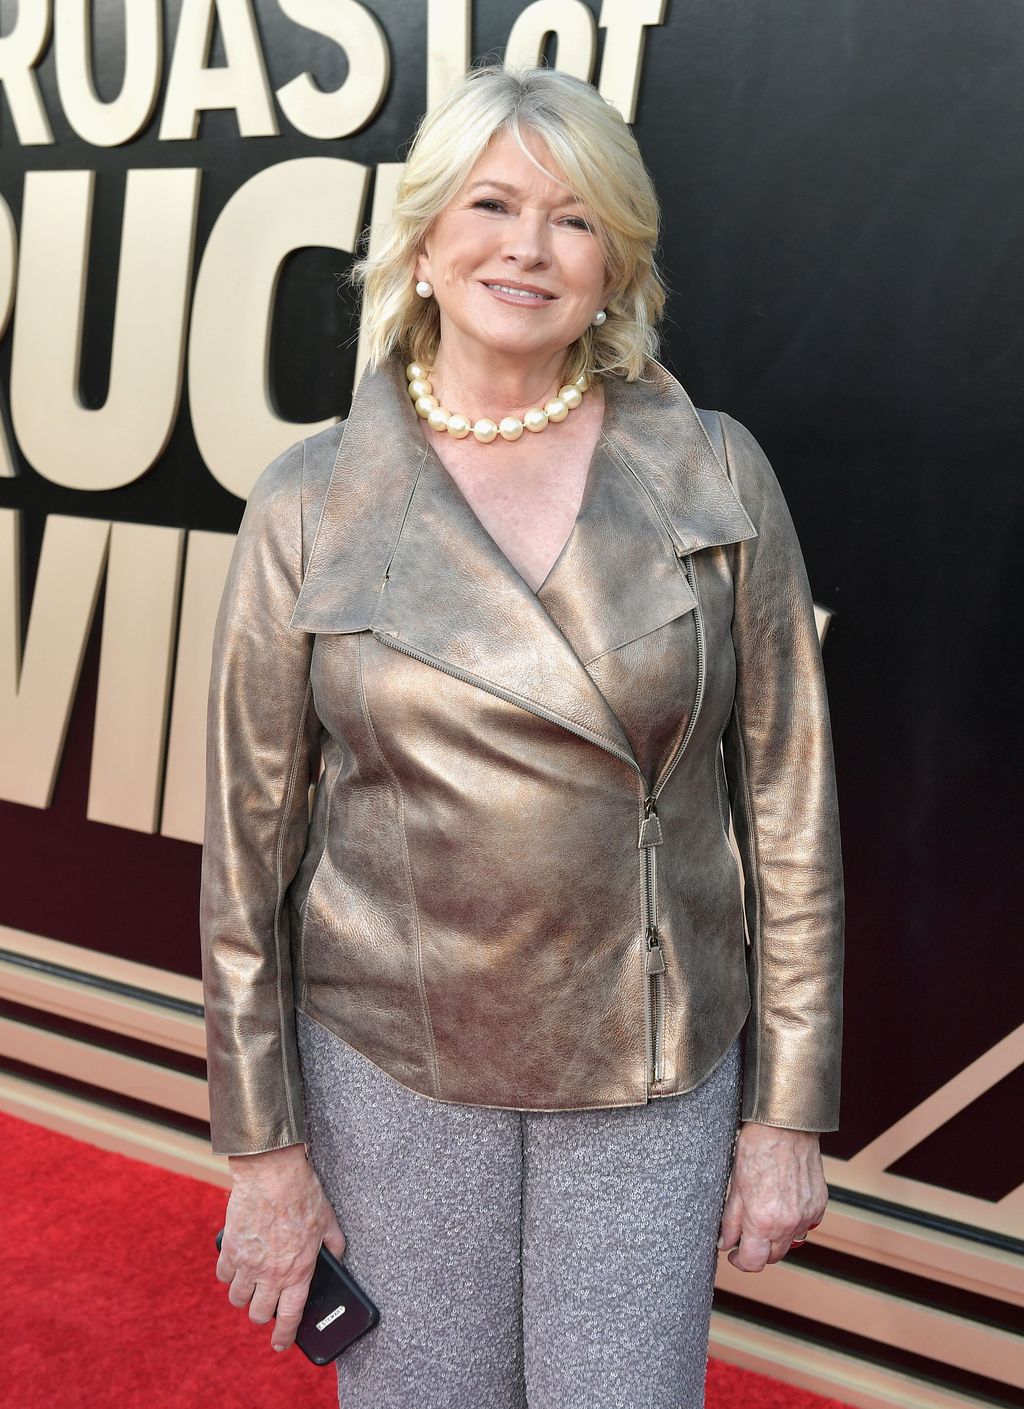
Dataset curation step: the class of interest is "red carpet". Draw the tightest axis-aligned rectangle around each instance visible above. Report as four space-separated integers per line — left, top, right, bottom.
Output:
2 1108 850 1407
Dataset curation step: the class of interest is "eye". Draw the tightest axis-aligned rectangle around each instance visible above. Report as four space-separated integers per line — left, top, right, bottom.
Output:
563 217 592 231
472 198 506 212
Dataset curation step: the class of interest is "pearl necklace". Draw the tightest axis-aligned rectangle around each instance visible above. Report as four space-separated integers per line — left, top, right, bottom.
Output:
405 361 590 443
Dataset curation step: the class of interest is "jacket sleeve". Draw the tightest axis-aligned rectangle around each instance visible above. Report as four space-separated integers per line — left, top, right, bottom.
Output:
199 438 321 1157
718 411 845 1133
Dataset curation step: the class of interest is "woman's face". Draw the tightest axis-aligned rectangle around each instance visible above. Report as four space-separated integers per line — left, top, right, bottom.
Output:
414 125 611 371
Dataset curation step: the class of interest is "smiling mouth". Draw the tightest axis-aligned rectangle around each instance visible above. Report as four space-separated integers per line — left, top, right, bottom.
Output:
483 282 556 302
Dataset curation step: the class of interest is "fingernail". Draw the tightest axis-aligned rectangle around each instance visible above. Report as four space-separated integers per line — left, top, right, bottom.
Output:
274 1345 286 1353
716 1236 724 1249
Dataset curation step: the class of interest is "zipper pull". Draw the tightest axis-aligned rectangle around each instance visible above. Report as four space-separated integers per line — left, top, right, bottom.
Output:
645 923 665 974
639 795 663 847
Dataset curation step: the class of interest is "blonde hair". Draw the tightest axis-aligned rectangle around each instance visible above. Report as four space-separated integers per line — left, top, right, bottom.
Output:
347 64 667 385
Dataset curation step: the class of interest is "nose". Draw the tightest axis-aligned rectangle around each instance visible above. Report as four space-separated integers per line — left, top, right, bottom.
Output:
500 208 553 269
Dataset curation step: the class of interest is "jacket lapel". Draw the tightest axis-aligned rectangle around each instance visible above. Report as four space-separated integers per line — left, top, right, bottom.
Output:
290 351 757 768
370 439 638 762
535 435 695 667
599 357 758 555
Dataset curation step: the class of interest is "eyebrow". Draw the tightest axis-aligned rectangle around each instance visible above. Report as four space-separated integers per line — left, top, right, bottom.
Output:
465 179 584 205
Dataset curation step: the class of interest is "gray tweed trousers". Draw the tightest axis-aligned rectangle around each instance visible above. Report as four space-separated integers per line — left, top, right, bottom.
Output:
296 1007 742 1409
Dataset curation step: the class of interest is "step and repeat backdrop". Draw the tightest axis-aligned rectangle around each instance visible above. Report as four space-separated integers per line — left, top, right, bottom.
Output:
0 3 1020 1404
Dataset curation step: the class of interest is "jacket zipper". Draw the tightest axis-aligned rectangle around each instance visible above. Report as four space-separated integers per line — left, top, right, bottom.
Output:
640 552 707 1087
371 625 642 772
370 549 707 1094
642 800 665 1082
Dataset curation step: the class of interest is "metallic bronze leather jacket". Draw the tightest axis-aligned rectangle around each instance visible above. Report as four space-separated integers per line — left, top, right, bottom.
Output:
199 351 844 1157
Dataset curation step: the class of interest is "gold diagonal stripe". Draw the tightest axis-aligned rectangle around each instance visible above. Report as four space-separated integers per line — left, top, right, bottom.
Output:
845 1023 1023 1171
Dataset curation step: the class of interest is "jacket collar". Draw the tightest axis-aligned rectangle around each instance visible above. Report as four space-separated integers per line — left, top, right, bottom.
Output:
291 350 757 768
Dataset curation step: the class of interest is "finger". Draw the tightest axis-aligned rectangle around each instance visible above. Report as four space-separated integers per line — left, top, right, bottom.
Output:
272 1280 314 1352
716 1221 740 1251
717 1192 743 1250
790 1213 821 1250
322 1221 347 1260
727 1230 772 1273
249 1282 282 1326
227 1272 257 1308
767 1236 791 1264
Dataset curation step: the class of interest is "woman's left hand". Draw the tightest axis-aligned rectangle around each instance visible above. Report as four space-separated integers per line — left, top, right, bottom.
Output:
716 1122 827 1272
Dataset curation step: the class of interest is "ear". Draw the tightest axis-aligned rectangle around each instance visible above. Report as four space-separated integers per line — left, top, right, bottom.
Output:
414 234 434 287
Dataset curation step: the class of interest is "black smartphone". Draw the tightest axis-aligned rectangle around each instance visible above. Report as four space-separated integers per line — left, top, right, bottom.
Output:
215 1227 380 1365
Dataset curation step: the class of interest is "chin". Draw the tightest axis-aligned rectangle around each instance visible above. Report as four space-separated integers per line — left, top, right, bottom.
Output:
482 324 573 353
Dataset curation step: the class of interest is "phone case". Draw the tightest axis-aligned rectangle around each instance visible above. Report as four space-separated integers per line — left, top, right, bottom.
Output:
215 1227 380 1365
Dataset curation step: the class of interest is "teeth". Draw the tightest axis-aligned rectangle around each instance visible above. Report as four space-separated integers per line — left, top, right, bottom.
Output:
487 284 550 299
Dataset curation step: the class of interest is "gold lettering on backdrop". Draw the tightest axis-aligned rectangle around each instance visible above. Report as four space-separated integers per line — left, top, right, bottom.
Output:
0 511 110 809
276 0 390 138
0 197 15 478
56 0 162 148
505 2 598 82
0 513 237 844
1 1 664 142
10 168 200 491
160 0 280 141
190 156 371 499
161 531 238 844
0 0 53 146
596 0 667 123
427 0 471 110
88 524 186 834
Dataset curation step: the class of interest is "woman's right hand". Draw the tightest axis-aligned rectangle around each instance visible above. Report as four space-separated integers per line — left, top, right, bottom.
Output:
216 1142 347 1354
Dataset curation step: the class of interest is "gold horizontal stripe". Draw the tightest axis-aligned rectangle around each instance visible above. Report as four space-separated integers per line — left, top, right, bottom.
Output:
0 1069 228 1187
0 1016 208 1120
711 1309 1001 1409
714 1256 1022 1388
0 924 202 1005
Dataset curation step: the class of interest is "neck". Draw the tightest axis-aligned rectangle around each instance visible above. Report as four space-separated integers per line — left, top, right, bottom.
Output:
426 343 575 420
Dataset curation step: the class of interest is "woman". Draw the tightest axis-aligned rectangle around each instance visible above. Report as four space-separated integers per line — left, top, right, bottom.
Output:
201 63 844 1409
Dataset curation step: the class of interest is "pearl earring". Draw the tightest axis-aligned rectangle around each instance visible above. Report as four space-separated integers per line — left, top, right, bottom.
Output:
592 309 607 326
416 280 434 298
